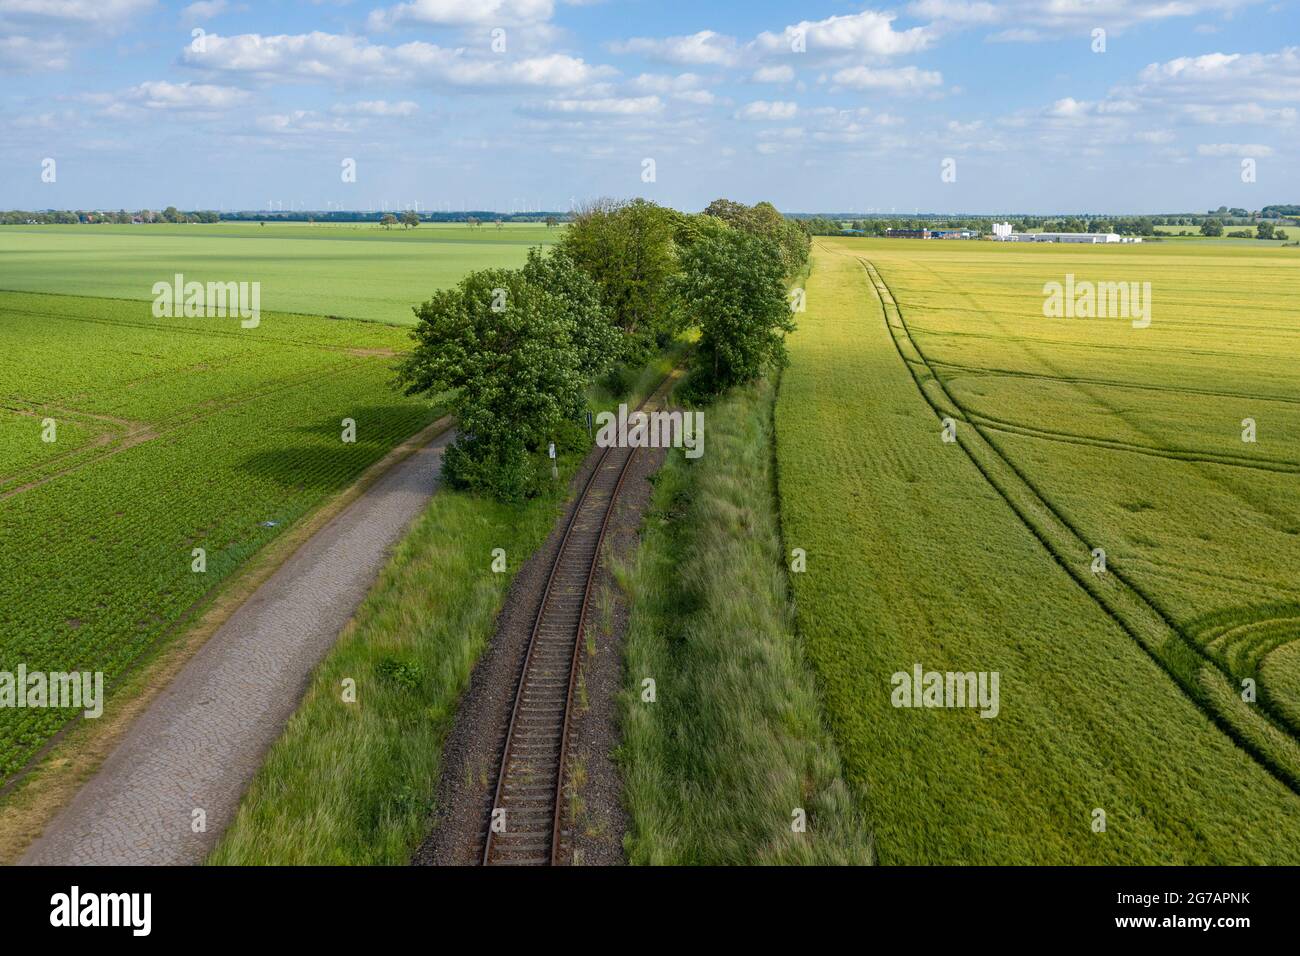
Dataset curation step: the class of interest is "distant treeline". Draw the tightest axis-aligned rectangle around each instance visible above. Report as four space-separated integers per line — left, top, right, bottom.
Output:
801 210 1299 237
0 208 571 225
7 205 1297 230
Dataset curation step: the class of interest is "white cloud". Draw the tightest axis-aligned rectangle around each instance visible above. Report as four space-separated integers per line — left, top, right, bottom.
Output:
907 0 998 23
755 11 934 57
831 65 942 92
610 30 740 67
368 0 554 30
0 33 67 70
736 99 798 120
183 32 613 89
1047 97 1092 118
256 110 354 135
182 0 231 19
331 99 420 116
912 0 1269 40
543 95 662 114
1196 142 1274 156
674 88 716 104
753 64 794 83
0 0 154 25
126 80 249 110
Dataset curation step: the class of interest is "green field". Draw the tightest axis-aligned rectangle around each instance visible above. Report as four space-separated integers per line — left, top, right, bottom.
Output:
0 289 442 780
774 238 1300 863
0 223 557 325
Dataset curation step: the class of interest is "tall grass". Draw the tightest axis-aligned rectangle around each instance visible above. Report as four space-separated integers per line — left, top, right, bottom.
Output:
618 377 872 864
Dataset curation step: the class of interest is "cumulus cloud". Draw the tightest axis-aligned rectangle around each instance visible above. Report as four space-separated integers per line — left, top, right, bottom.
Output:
256 110 354 135
754 11 934 57
368 0 554 30
830 65 942 92
610 30 740 67
182 0 232 19
736 99 798 120
910 0 1268 39
182 31 613 89
0 0 155 25
753 64 794 83
613 10 933 73
125 79 250 110
542 95 663 114
1196 142 1274 156
0 33 68 70
331 99 420 116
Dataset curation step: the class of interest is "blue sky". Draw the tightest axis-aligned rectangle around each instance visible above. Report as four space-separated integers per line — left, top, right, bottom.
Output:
2 0 1297 213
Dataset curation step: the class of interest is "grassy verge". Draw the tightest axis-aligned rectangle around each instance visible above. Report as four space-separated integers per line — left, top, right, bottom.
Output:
208 349 681 865
617 376 872 864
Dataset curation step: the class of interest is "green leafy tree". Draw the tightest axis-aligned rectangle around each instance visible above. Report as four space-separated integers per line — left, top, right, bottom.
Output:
1201 218 1224 237
521 246 620 379
401 209 419 229
703 198 809 275
396 264 593 500
1257 221 1275 240
676 224 795 395
559 198 681 356
381 213 398 229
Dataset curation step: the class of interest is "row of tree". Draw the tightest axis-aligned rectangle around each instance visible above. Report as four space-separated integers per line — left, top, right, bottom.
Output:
0 206 217 225
394 197 808 500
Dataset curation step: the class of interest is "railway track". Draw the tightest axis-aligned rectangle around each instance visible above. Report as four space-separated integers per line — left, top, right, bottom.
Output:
481 377 675 866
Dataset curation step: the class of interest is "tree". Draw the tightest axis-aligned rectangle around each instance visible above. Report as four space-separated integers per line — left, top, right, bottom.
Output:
396 261 597 500
381 213 398 229
559 198 680 356
545 215 558 229
521 246 619 380
675 224 795 395
1257 221 1275 240
1201 218 1224 237
703 198 809 276
401 210 419 229
467 216 479 228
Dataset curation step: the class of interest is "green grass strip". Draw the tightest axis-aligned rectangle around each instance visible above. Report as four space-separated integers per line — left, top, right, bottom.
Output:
618 377 873 864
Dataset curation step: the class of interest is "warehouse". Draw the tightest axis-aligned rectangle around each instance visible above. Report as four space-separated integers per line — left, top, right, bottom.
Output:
991 222 1142 243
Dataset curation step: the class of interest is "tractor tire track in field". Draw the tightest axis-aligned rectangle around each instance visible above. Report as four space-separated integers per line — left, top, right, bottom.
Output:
854 252 1300 791
19 425 455 865
902 257 1299 538
927 357 1300 410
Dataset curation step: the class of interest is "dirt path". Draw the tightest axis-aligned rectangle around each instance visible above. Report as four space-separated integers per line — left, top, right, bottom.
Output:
20 427 455 866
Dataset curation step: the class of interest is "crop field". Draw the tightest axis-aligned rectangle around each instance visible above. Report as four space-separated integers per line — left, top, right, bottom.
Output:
775 237 1300 863
0 289 441 780
0 223 557 325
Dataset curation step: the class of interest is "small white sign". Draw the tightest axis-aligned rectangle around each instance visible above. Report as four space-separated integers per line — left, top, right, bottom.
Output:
548 442 556 460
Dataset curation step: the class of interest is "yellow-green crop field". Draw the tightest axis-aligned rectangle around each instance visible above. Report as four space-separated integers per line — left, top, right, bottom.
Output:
776 237 1300 863
0 290 440 780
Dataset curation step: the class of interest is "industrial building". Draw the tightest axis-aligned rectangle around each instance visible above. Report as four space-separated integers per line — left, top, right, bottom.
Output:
885 227 979 240
990 222 1142 243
